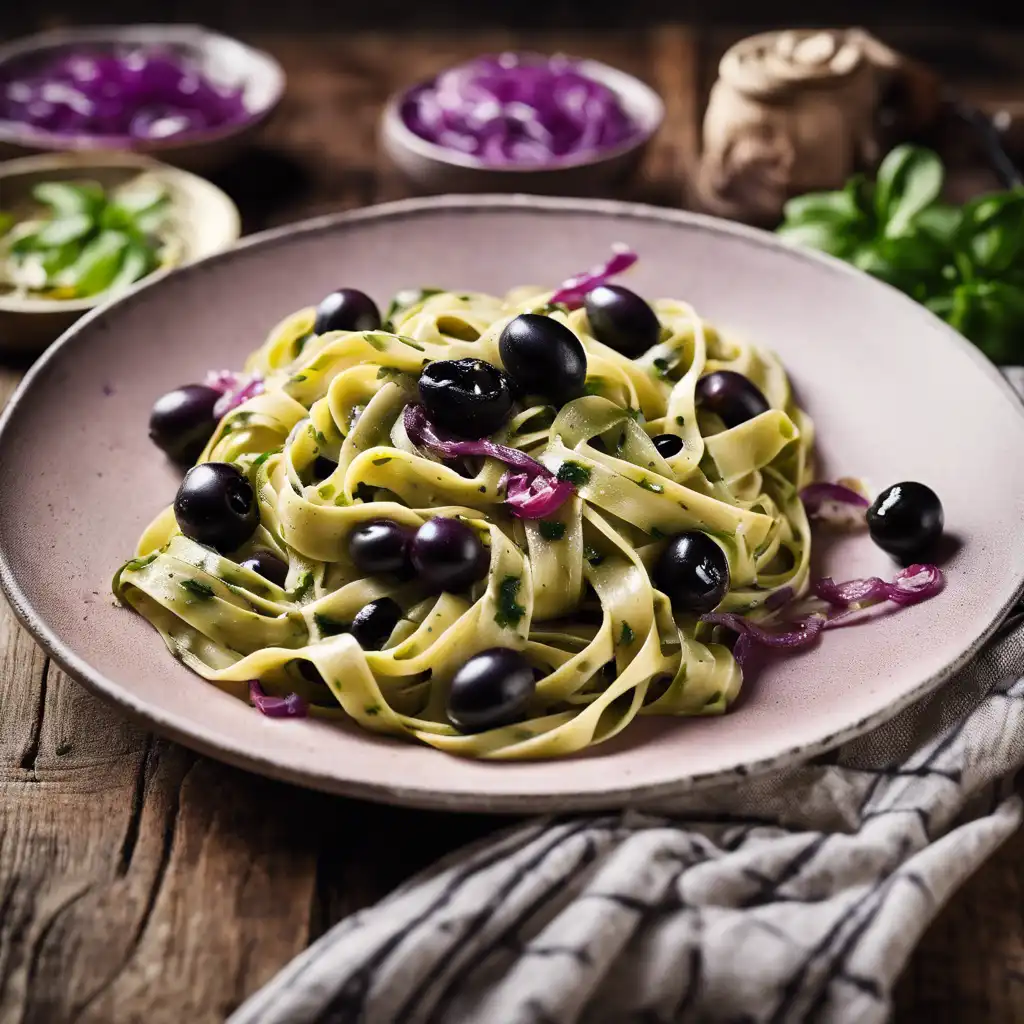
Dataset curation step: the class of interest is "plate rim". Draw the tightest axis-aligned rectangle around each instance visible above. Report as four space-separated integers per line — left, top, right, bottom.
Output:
3 192 1023 812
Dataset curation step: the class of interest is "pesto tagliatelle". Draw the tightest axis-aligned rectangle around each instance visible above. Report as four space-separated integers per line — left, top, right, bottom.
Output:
113 274 815 760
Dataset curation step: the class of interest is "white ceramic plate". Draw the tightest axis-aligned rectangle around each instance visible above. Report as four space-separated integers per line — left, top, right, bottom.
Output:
2 196 1022 811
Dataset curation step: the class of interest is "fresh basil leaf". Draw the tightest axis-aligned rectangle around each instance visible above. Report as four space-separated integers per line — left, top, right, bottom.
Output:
113 186 168 218
948 281 1024 362
32 181 104 218
106 240 156 294
913 203 961 245
776 219 858 258
961 191 1024 277
876 146 943 237
781 189 860 225
34 212 94 248
40 240 84 280
59 230 130 297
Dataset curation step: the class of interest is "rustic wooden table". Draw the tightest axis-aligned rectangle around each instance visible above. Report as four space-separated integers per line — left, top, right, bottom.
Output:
2 26 1024 1023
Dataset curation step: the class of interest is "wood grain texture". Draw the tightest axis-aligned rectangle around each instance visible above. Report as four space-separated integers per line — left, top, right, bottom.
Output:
1 27 1023 1024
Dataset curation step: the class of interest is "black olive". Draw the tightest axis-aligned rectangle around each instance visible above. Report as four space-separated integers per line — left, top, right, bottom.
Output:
447 647 536 732
350 597 402 651
348 520 413 575
410 517 488 593
239 550 288 588
653 531 730 613
695 371 770 428
418 358 513 438
651 433 684 458
498 314 587 406
313 289 382 334
584 285 661 358
149 384 220 465
174 462 260 554
867 482 944 560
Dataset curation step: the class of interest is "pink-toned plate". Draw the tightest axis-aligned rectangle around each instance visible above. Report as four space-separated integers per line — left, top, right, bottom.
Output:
2 196 1023 812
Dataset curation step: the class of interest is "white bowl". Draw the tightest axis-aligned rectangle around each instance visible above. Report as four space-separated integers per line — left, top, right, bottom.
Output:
381 58 664 196
0 151 241 353
0 24 285 173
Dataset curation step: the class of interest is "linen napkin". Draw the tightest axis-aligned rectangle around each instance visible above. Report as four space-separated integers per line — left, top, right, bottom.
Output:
229 373 1024 1024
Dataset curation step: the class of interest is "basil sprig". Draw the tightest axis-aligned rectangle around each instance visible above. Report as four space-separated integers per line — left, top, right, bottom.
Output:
1 179 169 299
777 145 1024 364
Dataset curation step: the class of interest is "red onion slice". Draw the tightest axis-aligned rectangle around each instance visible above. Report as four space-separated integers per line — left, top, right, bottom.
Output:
205 369 265 418
800 481 870 528
813 564 945 609
249 680 308 718
549 246 639 308
703 564 944 664
505 472 576 519
404 404 575 518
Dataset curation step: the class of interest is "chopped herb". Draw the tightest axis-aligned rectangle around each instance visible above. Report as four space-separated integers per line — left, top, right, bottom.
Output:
293 332 312 355
314 613 348 637
537 301 570 315
376 366 406 380
251 449 278 470
494 575 526 628
583 380 605 396
650 527 668 540
123 553 158 572
292 572 314 600
289 374 308 383
652 357 672 380
179 578 214 600
399 337 426 351
364 704 381 717
584 545 604 566
619 621 635 646
372 456 393 466
334 494 350 506
364 332 388 351
626 408 643 421
353 482 377 503
556 461 591 487
318 483 336 499
384 287 443 323
315 430 328 446
539 521 566 541
637 478 665 494
675 415 685 426
705 690 723 705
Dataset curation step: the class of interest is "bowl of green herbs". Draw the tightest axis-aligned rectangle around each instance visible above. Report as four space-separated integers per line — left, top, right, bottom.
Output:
776 144 1024 365
0 151 240 353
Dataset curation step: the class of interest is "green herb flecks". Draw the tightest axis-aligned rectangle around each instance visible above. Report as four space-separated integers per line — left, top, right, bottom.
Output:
652 357 672 380
372 456 393 466
650 526 668 540
556 461 591 487
494 575 526 629
122 553 158 573
179 578 215 601
383 287 443 327
315 613 348 637
318 483 335 499
292 571 314 601
637 477 665 494
539 521 566 541
618 621 635 646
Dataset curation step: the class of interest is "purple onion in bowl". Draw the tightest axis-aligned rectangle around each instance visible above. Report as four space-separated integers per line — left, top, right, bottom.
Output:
0 46 249 142
399 52 642 167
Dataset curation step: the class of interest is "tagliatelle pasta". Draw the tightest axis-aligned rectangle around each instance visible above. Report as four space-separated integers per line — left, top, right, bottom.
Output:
114 274 815 760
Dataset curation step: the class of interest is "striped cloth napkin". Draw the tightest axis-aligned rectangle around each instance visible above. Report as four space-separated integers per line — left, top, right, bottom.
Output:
230 373 1024 1024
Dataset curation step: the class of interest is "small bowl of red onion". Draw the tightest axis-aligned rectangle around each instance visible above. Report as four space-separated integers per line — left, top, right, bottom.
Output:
381 53 664 195
0 24 285 172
